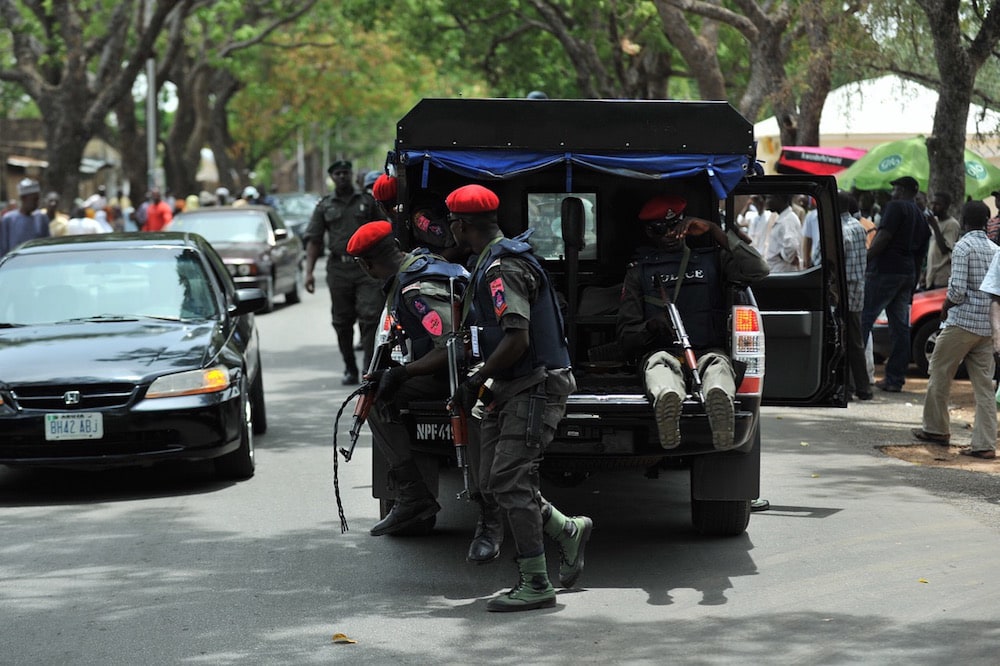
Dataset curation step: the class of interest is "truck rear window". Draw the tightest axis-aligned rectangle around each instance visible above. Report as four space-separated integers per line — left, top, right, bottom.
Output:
526 193 597 260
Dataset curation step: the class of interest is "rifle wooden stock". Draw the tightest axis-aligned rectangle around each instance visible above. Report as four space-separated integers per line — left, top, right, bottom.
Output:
447 277 472 500
339 336 392 462
655 274 705 404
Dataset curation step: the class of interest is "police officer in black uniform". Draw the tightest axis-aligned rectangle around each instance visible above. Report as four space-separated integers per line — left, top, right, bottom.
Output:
447 184 592 612
346 221 469 535
305 159 381 384
617 194 769 450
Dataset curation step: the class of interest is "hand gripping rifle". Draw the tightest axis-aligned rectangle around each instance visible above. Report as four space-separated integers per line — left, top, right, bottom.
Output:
340 328 394 462
446 276 472 500
655 273 704 404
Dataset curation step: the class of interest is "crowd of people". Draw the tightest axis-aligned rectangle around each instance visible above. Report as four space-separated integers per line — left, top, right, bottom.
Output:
0 178 282 258
738 180 1000 458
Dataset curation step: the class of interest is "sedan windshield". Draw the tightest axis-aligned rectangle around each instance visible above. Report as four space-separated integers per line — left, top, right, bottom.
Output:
0 247 220 325
273 194 319 218
168 210 271 244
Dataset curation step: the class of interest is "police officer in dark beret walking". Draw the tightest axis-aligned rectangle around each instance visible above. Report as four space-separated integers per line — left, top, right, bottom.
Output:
305 159 382 384
448 184 592 612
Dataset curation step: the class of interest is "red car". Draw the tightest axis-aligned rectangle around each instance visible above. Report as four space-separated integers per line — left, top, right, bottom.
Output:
872 287 947 376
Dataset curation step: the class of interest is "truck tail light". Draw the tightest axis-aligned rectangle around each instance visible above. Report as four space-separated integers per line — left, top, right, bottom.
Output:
733 305 765 396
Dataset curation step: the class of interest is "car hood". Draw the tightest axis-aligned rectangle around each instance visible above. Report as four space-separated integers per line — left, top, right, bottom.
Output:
0 320 218 385
213 242 270 259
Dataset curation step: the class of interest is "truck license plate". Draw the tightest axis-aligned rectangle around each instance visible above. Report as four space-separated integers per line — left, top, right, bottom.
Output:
45 413 104 441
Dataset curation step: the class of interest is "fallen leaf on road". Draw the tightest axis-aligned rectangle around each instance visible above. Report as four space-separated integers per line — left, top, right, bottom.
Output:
800 442 809 446
918 579 929 584
332 633 358 644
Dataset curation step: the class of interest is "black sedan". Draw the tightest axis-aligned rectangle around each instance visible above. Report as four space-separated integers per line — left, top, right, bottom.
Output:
271 191 321 247
0 233 267 479
167 205 304 313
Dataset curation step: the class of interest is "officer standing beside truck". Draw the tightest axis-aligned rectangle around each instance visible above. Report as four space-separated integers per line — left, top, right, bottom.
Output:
617 194 769 451
345 221 470 535
304 159 381 385
447 184 592 613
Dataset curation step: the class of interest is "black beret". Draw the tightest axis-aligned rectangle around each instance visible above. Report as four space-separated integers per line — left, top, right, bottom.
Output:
327 159 353 174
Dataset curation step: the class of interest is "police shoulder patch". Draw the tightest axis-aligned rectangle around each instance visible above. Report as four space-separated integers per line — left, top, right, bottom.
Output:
421 311 444 336
490 277 507 317
411 297 430 315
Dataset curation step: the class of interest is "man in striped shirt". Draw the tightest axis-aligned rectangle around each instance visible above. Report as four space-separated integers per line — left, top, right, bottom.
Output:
840 191 871 400
913 201 999 458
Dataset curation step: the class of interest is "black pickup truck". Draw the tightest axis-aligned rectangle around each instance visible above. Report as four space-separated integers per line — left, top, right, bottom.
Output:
373 98 848 537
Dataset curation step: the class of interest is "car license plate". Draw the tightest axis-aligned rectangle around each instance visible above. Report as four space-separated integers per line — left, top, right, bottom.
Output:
44 413 104 441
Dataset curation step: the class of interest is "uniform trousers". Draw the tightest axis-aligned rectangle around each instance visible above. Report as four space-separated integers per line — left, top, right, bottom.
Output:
477 387 567 557
326 260 382 371
643 349 735 401
367 374 448 468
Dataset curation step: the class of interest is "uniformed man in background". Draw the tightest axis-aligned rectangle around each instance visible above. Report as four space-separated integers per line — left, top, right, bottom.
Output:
447 184 592 612
305 159 381 384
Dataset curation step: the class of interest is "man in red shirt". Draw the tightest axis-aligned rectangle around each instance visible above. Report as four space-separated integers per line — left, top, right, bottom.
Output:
143 188 173 232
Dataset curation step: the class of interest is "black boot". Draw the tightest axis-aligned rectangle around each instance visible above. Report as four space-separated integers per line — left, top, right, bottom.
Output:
371 462 440 537
467 496 504 564
335 327 358 384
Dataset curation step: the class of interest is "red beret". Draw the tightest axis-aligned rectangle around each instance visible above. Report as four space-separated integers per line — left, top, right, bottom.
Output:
347 221 393 257
446 185 499 215
638 195 687 222
372 174 397 203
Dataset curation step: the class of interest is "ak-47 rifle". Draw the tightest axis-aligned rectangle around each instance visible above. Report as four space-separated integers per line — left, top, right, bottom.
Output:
446 276 472 500
655 273 705 404
340 328 394 462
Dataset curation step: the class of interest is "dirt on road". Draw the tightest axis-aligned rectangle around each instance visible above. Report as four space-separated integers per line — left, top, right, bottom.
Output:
869 372 1000 475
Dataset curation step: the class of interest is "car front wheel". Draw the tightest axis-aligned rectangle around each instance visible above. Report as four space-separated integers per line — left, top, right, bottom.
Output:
215 381 255 480
261 276 275 313
250 363 267 435
285 264 302 305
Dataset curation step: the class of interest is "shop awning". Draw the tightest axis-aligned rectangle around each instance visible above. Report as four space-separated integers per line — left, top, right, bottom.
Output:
776 146 867 176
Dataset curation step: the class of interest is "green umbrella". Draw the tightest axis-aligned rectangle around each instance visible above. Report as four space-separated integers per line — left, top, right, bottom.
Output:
836 136 1000 200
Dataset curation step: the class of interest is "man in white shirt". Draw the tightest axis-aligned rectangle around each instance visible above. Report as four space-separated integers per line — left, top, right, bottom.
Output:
759 193 801 272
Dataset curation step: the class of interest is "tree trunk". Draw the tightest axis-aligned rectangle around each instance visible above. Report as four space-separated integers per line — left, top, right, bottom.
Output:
113 93 148 201
208 72 244 191
919 0 976 211
739 19 795 143
794 1 833 146
654 1 727 100
37 94 88 205
163 63 210 197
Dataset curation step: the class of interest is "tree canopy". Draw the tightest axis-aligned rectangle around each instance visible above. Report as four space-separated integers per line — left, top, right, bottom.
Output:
1 0 999 207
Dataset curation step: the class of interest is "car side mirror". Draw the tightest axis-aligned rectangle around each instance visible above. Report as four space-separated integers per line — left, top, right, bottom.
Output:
560 197 585 252
229 288 268 316
274 228 289 240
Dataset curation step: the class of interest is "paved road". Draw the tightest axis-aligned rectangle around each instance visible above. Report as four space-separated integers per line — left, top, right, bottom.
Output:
3 275 1000 665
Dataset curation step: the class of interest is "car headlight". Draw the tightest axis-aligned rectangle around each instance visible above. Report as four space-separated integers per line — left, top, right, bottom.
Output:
146 366 231 398
226 263 258 277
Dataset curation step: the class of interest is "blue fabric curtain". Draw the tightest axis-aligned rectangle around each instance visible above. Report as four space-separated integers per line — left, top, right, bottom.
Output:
403 149 753 199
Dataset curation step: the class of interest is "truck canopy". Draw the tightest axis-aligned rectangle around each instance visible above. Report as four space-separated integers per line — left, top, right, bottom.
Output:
396 99 759 199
